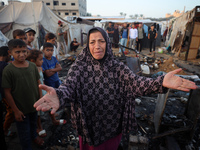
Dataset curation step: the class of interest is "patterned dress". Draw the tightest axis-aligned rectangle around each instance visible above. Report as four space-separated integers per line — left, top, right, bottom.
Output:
56 27 167 147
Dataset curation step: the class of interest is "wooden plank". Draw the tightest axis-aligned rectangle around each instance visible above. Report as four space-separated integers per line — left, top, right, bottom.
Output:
187 35 200 60
154 90 170 134
186 22 200 60
187 49 199 60
190 37 200 49
192 22 200 36
191 35 200 37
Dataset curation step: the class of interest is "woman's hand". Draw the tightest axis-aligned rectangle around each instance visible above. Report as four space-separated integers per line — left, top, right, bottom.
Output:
34 84 60 114
163 68 197 92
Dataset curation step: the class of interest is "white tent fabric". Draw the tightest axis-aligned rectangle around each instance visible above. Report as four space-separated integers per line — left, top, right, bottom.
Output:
100 19 154 24
0 31 9 47
0 2 93 49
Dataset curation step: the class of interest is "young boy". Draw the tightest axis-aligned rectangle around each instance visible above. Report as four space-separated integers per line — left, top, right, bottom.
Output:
13 29 27 44
2 29 28 136
24 28 36 50
42 42 66 125
0 46 10 150
42 42 62 88
40 33 58 59
2 39 44 149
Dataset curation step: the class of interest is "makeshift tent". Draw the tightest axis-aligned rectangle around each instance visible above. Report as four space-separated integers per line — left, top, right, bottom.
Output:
0 2 93 49
166 6 200 60
0 30 9 46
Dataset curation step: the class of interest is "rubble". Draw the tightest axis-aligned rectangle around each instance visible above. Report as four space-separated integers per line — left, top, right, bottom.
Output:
156 57 188 74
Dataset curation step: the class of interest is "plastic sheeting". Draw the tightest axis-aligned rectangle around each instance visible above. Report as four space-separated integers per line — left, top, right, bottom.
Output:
0 31 9 46
0 2 93 49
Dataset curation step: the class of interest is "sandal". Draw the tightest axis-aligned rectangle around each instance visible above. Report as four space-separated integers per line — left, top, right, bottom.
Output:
33 136 45 147
54 119 67 125
37 129 47 137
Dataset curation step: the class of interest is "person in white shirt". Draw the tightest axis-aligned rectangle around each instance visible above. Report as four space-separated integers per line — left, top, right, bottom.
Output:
129 24 138 49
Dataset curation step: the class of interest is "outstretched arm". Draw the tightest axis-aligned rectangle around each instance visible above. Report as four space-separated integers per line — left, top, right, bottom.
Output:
163 68 197 91
120 63 197 97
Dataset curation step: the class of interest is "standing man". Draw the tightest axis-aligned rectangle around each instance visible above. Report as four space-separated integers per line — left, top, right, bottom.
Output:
113 24 119 48
106 22 114 46
119 23 129 52
148 24 158 55
129 23 138 49
56 20 68 55
137 23 144 52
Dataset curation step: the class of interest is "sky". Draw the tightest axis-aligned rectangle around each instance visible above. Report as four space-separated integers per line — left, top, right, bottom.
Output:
2 0 200 18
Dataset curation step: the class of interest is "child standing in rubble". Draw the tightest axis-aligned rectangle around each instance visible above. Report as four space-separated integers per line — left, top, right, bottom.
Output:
42 42 66 125
26 49 47 138
2 39 44 149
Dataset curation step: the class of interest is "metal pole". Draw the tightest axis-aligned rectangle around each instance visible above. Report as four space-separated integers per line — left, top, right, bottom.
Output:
31 0 38 48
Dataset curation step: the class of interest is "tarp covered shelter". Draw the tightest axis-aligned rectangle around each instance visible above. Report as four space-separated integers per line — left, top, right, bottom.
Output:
0 30 9 46
166 6 200 60
0 2 93 49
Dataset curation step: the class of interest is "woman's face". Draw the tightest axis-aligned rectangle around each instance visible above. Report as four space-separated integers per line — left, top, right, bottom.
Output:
89 31 106 60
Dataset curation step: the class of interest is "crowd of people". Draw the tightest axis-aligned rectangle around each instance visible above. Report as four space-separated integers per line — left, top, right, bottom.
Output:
0 20 79 150
0 23 197 150
106 22 158 54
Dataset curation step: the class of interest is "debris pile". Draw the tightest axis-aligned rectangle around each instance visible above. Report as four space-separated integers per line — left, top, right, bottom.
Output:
157 57 187 74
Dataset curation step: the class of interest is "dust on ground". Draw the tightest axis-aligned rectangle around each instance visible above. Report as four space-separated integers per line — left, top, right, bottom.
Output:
156 57 188 75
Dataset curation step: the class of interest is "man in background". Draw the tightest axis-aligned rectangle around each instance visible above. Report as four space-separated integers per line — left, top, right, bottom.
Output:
56 20 68 55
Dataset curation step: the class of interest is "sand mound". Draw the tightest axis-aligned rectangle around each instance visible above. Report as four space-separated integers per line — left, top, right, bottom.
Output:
157 57 188 75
